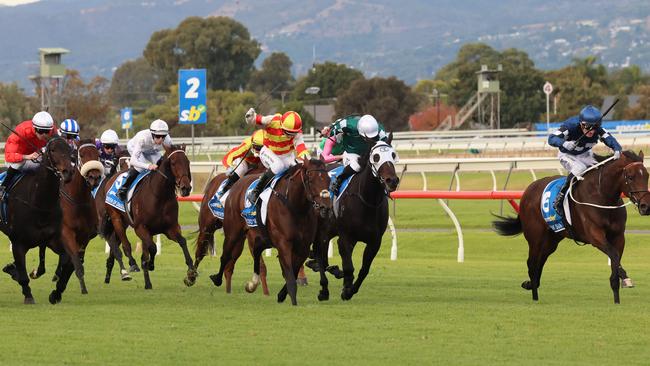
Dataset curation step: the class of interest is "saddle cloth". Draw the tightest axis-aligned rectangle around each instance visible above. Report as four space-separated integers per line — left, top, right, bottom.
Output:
0 171 24 223
241 172 286 228
541 177 573 232
208 179 231 219
105 171 151 212
328 166 354 217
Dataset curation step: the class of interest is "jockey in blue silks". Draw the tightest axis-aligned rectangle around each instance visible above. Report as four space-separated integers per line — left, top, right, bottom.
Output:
548 105 623 217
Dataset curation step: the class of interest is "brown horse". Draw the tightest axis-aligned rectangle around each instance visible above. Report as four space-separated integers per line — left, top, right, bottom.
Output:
29 140 104 293
188 167 270 294
0 137 75 304
101 144 195 289
312 138 400 301
210 158 331 305
493 151 650 304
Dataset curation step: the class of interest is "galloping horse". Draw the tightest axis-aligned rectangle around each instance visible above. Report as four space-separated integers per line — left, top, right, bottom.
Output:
210 158 331 305
101 144 195 289
493 151 650 304
313 138 400 301
0 137 75 304
29 139 104 293
188 167 270 294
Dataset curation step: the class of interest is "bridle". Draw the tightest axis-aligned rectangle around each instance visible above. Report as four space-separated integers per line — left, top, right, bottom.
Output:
622 161 649 208
42 137 67 180
165 149 191 189
297 164 330 214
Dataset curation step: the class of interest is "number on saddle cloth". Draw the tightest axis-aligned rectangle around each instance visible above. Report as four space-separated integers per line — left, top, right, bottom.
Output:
105 170 151 212
328 165 354 199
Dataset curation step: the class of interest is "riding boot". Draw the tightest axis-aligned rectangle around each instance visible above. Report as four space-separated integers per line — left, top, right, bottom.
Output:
553 173 574 218
220 172 240 194
0 167 19 201
330 165 356 194
247 169 274 203
117 168 139 201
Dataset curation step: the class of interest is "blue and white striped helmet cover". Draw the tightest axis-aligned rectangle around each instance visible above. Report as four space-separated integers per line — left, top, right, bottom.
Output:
61 119 80 135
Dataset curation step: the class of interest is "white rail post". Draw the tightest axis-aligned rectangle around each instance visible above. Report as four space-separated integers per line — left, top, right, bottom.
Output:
388 216 398 260
156 234 161 255
328 239 334 258
438 198 464 263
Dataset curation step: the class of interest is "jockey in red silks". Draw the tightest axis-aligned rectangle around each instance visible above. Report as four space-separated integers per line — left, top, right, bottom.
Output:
0 111 58 200
219 129 265 195
243 108 311 203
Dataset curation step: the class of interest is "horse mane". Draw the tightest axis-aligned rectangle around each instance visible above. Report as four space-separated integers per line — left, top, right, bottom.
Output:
593 150 642 163
79 138 95 145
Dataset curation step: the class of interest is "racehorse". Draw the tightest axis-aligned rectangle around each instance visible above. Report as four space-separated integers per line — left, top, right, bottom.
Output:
0 137 75 304
493 151 650 304
29 139 104 294
188 167 270 295
312 137 400 301
210 158 331 305
101 144 195 289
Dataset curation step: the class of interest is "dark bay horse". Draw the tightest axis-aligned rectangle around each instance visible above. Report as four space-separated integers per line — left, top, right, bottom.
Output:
313 138 400 301
29 140 104 293
1 137 75 304
188 167 270 294
210 158 331 305
101 144 195 289
493 151 650 304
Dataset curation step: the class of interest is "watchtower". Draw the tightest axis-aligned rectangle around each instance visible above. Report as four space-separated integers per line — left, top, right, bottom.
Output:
30 48 70 113
475 64 501 129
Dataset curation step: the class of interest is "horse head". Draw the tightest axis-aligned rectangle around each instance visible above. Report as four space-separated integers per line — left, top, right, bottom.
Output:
77 139 103 189
44 137 74 183
368 134 399 192
297 158 332 218
616 151 650 215
164 144 192 197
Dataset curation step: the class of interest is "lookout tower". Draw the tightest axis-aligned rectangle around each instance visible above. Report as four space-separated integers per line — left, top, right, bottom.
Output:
30 47 70 113
476 64 501 129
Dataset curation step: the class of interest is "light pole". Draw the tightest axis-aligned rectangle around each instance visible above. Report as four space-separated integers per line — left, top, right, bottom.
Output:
432 88 440 125
305 86 320 134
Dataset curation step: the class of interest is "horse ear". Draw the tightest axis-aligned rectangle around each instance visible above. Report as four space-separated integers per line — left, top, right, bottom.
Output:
639 150 644 159
387 132 393 145
163 144 172 154
181 144 187 151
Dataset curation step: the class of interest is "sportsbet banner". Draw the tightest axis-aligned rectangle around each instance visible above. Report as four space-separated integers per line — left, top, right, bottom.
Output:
535 120 650 133
178 69 207 124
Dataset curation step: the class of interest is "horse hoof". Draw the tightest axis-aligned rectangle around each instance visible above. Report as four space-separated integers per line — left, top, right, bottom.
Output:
245 281 257 293
183 277 195 287
29 269 40 280
81 288 88 295
48 291 61 305
209 274 222 287
144 284 152 290
318 290 329 301
120 270 132 281
296 277 308 286
341 288 354 301
305 259 321 272
148 263 155 271
24 297 35 305
104 277 111 284
622 278 635 288
521 281 532 290
327 265 344 279
130 265 140 273
277 293 287 303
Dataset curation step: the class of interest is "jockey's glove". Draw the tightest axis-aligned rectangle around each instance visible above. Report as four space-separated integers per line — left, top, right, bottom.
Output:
562 141 577 150
245 108 256 124
613 150 621 160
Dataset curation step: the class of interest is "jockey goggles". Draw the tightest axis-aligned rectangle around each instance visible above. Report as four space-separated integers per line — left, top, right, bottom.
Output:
103 143 117 150
151 133 166 140
252 143 263 152
34 127 50 135
580 121 598 131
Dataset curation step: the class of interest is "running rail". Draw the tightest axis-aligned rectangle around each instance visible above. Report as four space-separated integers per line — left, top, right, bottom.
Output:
177 190 524 263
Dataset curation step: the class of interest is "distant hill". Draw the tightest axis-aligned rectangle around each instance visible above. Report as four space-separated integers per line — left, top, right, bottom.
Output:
1 0 650 91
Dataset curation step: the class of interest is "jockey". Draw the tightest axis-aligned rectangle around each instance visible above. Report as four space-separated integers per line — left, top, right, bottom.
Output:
319 124 344 163
0 111 57 200
548 105 622 216
220 129 265 194
95 129 122 175
117 119 172 201
243 108 310 203
59 118 80 154
328 114 388 193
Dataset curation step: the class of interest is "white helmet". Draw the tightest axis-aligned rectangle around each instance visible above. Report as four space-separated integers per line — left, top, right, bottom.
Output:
32 111 54 130
358 115 379 139
100 129 120 145
150 119 169 135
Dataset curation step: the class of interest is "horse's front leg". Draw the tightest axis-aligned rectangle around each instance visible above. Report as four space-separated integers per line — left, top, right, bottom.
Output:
165 224 197 287
11 244 34 304
59 229 87 295
610 233 633 288
337 234 356 301
134 225 155 290
29 243 47 279
111 214 140 272
48 252 76 304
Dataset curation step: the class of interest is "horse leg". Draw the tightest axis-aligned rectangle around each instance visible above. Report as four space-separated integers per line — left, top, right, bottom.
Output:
245 235 266 294
522 235 560 301
602 233 633 288
105 251 115 284
606 244 623 304
260 255 269 296
133 225 155 290
277 242 298 306
49 253 75 305
225 237 246 294
29 243 47 279
210 229 244 288
58 229 88 295
165 224 197 287
108 232 131 281
314 238 330 301
351 236 382 298
112 217 140 272
11 244 34 304
337 234 357 301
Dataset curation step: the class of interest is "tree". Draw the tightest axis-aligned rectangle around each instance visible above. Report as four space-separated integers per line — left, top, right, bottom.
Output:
292 62 364 101
248 52 294 94
108 57 161 108
0 82 37 139
143 16 261 92
60 70 111 138
623 85 650 120
335 77 421 132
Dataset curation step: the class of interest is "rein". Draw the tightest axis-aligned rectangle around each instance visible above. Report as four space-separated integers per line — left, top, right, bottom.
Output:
272 164 329 215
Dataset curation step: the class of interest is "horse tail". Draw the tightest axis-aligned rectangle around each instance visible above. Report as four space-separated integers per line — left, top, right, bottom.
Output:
492 214 522 236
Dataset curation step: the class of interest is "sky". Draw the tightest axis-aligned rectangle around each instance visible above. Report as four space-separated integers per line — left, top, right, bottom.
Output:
0 0 39 6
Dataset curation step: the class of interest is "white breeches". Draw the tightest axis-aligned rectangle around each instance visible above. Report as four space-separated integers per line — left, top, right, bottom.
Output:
259 147 296 174
342 152 362 172
558 151 597 177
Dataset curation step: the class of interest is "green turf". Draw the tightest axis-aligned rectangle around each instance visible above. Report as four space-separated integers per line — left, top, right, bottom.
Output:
1 186 650 364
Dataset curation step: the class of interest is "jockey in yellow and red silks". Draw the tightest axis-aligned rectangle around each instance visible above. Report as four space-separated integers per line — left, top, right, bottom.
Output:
219 129 265 194
243 108 310 203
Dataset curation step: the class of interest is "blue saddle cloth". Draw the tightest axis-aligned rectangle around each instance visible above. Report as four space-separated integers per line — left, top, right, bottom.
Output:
541 177 567 232
208 179 229 219
105 171 151 212
91 176 105 199
0 171 25 223
241 171 287 228
328 166 354 199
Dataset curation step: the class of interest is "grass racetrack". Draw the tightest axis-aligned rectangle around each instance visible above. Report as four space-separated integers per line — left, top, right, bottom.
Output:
1 171 650 364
